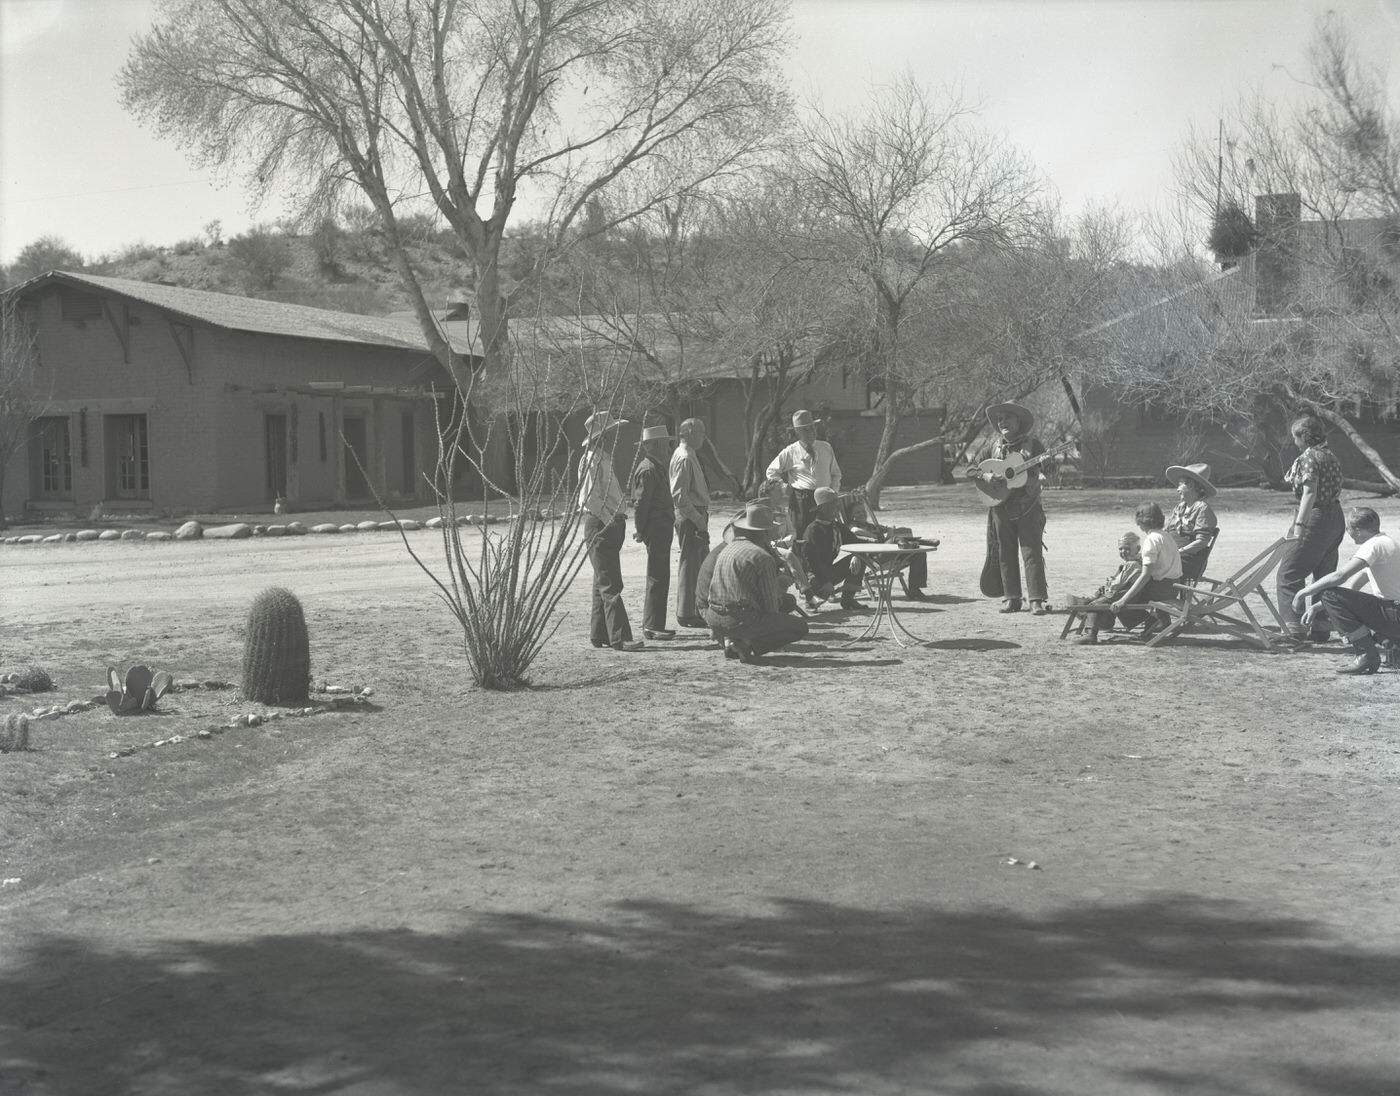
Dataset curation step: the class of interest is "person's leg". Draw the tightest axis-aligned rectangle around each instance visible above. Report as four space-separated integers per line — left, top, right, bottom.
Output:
1019 503 1048 605
584 515 610 647
991 508 1023 607
905 551 928 593
642 524 673 633
1277 512 1338 634
594 517 633 645
1307 502 1346 638
729 613 809 658
675 521 709 624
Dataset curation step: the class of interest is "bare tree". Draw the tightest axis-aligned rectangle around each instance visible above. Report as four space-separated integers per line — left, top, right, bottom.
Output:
121 0 792 389
792 74 1039 507
0 294 44 529
4 237 85 288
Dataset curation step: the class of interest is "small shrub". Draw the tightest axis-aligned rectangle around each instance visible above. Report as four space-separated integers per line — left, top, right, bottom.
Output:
7 666 53 692
0 713 30 753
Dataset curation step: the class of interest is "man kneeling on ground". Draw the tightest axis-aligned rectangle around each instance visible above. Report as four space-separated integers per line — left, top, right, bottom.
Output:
1293 506 1400 675
703 502 809 663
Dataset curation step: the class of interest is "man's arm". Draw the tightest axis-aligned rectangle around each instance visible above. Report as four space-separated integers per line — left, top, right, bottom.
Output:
632 465 656 540
827 443 842 493
1293 556 1369 612
765 446 789 485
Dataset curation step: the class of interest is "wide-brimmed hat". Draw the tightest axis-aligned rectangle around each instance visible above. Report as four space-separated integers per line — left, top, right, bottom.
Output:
1166 462 1216 499
639 424 674 443
986 402 1034 436
584 410 627 441
813 487 839 506
732 501 782 534
791 409 815 429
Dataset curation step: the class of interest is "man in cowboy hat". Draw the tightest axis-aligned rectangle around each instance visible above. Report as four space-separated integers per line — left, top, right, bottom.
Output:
1165 462 1220 582
802 486 865 609
765 408 843 543
577 410 643 651
968 401 1051 614
633 423 677 639
670 417 712 629
703 501 809 663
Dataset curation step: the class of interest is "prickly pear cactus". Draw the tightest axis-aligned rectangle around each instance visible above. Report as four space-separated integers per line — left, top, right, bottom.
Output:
242 587 311 705
1 713 29 753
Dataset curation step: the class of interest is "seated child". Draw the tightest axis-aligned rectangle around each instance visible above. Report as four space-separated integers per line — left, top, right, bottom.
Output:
1068 530 1142 610
1076 504 1183 645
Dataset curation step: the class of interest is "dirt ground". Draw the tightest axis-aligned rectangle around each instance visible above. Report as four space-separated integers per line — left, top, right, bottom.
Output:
2 485 1398 1096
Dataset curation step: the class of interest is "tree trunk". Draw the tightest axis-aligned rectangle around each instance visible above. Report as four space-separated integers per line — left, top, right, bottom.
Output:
863 295 903 510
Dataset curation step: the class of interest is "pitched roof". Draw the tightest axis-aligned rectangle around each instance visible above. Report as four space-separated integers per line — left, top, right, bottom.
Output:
12 270 474 356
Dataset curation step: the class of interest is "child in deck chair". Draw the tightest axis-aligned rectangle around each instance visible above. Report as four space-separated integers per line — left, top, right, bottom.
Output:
1076 505 1183 645
1067 531 1142 608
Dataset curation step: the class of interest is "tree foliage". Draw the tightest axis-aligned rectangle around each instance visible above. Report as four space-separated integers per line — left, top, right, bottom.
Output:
4 236 86 288
0 294 44 529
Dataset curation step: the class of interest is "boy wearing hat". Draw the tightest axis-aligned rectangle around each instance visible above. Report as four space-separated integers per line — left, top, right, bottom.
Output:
633 424 677 639
578 410 643 651
703 502 809 663
671 418 712 628
802 486 865 609
1165 462 1220 582
765 409 843 543
969 402 1051 613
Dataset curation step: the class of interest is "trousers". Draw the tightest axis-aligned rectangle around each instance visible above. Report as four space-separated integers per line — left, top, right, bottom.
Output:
585 514 633 647
1277 500 1344 633
702 608 809 657
639 522 674 632
1319 586 1400 647
675 518 710 622
990 499 1047 601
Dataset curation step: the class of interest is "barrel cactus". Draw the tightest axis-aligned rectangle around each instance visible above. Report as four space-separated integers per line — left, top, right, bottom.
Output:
242 587 311 705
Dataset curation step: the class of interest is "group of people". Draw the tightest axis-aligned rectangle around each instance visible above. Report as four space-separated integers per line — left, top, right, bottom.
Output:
575 407 929 662
578 401 1400 675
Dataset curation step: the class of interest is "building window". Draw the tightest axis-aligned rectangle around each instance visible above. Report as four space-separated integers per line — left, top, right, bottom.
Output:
60 290 103 322
29 416 73 497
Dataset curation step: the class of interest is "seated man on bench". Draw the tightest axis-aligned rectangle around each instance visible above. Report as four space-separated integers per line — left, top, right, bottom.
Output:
802 487 866 610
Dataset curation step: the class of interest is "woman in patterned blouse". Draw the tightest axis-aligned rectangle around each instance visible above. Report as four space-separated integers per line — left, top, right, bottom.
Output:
1277 414 1346 640
1165 463 1219 582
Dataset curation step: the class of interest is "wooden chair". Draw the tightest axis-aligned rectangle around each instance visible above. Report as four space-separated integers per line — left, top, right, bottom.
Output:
1143 537 1294 650
1180 529 1219 583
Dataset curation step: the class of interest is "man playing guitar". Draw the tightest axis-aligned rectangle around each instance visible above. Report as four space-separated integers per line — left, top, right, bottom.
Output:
966 402 1053 614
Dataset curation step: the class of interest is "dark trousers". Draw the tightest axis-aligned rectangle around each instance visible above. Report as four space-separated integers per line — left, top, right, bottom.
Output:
1277 500 1345 633
990 500 1047 602
1115 577 1178 631
788 488 818 543
703 608 809 657
1319 586 1400 648
675 518 710 622
585 514 632 647
639 522 674 632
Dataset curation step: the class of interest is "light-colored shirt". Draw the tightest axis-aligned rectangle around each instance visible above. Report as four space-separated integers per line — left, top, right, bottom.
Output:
669 443 709 530
1139 529 1183 582
1351 533 1400 599
766 439 841 492
577 447 625 523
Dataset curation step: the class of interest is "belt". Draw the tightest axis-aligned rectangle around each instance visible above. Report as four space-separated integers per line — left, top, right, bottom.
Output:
718 601 757 615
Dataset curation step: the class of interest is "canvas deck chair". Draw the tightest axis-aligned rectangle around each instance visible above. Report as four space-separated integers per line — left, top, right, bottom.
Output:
1144 536 1293 650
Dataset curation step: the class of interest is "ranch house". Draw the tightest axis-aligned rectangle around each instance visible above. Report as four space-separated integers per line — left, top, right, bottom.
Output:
4 271 482 517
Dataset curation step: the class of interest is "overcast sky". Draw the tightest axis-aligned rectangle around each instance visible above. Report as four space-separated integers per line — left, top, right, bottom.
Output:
3 0 1399 267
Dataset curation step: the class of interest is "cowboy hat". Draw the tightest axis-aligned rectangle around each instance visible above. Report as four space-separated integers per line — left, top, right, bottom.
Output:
1165 462 1216 499
732 501 783 534
985 402 1034 436
791 409 815 429
639 424 674 443
584 410 627 441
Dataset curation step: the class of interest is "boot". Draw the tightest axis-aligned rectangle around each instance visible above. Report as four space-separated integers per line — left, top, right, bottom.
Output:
1337 644 1381 675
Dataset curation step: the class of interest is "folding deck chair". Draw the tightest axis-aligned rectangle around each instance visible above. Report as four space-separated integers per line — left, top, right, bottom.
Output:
1143 536 1294 650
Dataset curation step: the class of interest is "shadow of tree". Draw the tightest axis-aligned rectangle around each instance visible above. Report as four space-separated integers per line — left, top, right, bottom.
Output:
3 896 1396 1095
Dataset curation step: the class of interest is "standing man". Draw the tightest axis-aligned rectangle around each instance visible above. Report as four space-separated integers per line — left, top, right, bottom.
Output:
671 417 711 629
968 401 1050 614
766 409 843 543
1293 507 1400 675
577 410 643 652
632 424 676 640
703 502 809 663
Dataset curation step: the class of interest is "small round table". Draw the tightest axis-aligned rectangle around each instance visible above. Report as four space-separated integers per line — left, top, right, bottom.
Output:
836 542 938 647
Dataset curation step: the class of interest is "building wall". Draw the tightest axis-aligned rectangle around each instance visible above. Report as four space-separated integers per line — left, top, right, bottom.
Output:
10 285 451 516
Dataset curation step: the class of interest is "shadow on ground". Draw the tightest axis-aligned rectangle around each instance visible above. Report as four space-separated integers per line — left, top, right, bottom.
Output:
3 895 1396 1095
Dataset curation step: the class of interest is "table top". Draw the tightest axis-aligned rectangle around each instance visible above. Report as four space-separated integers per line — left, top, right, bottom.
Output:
838 542 937 562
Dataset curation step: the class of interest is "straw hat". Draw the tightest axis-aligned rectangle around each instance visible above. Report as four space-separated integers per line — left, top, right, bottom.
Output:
584 410 627 441
1165 462 1216 499
640 424 674 443
985 402 1034 436
732 501 783 534
791 409 815 429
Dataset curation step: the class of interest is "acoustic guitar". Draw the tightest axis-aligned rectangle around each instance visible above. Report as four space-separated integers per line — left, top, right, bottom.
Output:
971 441 1074 506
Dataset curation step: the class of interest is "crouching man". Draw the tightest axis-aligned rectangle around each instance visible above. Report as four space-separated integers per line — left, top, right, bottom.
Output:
703 502 809 663
1293 506 1400 675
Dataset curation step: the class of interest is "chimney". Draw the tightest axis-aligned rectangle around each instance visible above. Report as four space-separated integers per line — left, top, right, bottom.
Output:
1254 192 1301 317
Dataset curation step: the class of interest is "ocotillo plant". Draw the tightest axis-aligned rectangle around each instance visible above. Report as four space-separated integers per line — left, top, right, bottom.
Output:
242 587 310 704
